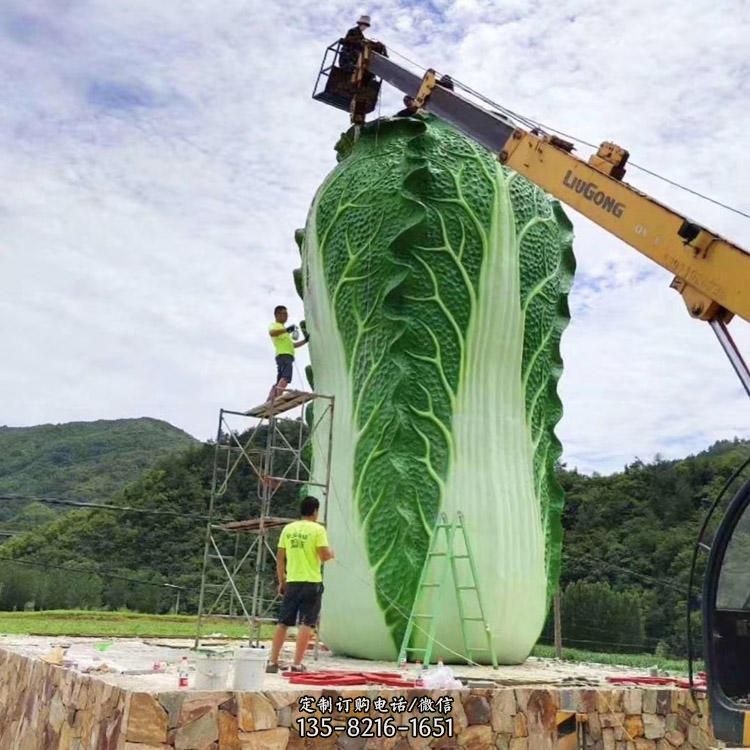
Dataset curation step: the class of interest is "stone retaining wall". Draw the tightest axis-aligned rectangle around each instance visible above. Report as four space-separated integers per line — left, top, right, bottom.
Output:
0 648 717 750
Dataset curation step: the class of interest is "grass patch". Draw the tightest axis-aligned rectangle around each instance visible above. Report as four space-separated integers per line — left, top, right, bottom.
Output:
0 610 274 640
532 643 702 674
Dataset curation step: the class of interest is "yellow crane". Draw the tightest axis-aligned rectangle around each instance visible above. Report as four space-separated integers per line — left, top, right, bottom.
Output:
312 30 750 746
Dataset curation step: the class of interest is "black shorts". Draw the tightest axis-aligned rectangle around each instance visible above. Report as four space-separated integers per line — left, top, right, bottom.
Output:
275 354 294 383
278 582 323 627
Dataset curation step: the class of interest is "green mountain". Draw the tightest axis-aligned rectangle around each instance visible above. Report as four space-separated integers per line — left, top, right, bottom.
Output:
0 422 301 615
0 424 748 659
0 419 198 524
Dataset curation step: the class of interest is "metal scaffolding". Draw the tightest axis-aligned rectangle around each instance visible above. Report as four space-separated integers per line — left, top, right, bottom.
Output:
194 390 334 648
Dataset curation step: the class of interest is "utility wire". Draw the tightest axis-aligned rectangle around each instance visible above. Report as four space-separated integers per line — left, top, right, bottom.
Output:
0 494 235 524
572 552 688 595
0 556 184 590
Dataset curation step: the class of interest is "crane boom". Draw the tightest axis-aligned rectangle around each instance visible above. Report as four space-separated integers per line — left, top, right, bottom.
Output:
366 51 750 325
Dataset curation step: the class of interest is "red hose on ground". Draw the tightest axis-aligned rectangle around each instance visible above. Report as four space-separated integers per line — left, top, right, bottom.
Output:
283 670 417 688
607 673 707 690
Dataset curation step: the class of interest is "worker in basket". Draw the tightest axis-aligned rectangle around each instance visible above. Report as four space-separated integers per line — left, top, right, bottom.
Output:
339 15 387 73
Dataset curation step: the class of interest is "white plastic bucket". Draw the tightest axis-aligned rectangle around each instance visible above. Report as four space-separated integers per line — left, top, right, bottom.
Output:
194 649 232 690
232 646 268 691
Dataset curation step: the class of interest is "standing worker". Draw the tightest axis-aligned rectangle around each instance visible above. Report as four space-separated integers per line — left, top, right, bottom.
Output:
267 496 334 673
267 305 308 402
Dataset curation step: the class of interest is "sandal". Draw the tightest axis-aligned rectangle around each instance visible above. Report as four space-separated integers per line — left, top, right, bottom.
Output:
289 664 307 673
266 663 281 674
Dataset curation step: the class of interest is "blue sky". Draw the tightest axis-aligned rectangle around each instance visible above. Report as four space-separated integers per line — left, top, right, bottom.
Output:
1 0 749 474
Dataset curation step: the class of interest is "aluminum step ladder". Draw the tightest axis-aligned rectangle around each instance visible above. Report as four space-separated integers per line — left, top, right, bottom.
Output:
397 512 498 668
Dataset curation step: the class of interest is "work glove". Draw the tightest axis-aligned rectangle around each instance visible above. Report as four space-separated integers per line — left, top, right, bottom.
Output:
285 325 296 333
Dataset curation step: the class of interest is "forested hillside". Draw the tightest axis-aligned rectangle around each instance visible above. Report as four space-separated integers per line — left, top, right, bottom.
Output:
548 437 750 656
0 419 197 527
1 421 748 658
0 422 301 616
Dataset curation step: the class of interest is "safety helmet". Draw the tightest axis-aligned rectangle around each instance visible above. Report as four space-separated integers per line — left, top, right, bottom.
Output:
357 14 371 27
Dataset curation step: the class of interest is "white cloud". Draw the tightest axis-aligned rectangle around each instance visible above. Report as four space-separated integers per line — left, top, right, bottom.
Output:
0 0 748 474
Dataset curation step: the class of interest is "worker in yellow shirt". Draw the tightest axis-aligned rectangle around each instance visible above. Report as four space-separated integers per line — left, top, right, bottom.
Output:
267 496 334 673
267 305 308 402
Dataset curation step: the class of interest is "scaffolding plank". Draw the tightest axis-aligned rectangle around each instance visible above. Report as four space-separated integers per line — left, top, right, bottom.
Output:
244 390 316 418
220 517 295 533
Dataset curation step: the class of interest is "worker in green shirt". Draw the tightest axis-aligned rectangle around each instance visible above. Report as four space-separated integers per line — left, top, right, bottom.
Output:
267 496 334 673
267 304 308 402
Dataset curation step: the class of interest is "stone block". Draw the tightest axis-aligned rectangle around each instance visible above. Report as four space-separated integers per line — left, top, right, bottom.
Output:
173 709 219 750
515 690 532 713
669 693 680 714
525 692 557 734
623 692 642 716
491 691 517 733
493 713 514 735
577 692 600 715
239 694 278 732
219 709 241 750
588 713 602 740
655 693 671 716
127 693 168 746
447 691 468 735
181 693 233 725
158 693 186 730
463 696 490 725
265 691 301 710
430 739 459 750
559 691 576 712
496 734 511 750
600 715 625 730
687 725 709 750
239 727 291 750
624 716 644 738
509 736 528 750
634 740 655 750
338 736 367 750
49 692 67 732
514 712 528 736
642 692 658 715
603 728 616 750
682 692 697 714
643 715 665 740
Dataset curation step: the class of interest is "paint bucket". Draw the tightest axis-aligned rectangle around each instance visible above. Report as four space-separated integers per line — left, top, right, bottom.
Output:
194 648 232 690
232 646 268 691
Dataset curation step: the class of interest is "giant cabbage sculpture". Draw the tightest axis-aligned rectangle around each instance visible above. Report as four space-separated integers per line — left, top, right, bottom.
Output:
295 114 575 664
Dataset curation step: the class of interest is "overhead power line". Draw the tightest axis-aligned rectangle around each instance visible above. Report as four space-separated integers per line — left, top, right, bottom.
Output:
0 556 184 590
0 494 231 523
572 552 688 595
